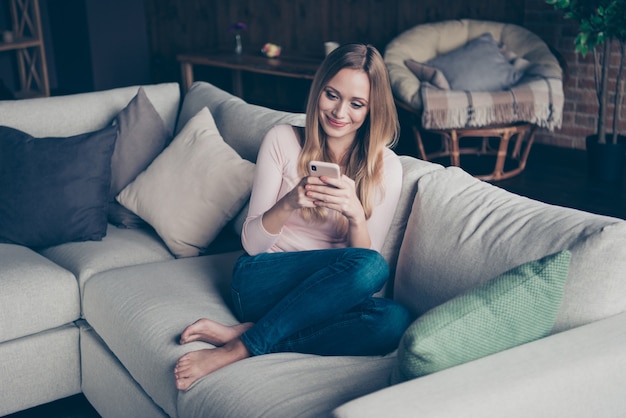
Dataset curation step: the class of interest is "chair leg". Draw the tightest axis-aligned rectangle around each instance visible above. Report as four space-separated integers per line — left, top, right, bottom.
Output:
517 125 537 172
492 130 512 180
449 129 460 166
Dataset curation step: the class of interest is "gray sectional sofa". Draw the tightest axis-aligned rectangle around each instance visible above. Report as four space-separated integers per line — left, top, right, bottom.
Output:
1 81 626 418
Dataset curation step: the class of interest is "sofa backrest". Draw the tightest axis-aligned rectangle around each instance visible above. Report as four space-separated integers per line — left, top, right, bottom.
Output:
177 82 305 163
394 166 626 333
0 83 180 137
378 156 443 297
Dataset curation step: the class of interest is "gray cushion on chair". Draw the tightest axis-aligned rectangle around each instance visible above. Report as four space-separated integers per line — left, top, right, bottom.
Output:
424 32 524 91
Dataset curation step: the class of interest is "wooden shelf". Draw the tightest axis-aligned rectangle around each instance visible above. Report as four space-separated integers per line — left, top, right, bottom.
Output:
0 0 49 98
0 37 41 51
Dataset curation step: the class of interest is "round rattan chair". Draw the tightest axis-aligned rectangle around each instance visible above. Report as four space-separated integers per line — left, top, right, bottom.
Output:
384 19 564 181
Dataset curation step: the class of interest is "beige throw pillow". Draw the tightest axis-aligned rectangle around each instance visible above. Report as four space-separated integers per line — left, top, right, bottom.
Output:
117 107 254 258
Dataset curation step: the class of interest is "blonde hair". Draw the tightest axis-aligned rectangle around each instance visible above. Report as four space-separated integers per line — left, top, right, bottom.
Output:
298 43 399 228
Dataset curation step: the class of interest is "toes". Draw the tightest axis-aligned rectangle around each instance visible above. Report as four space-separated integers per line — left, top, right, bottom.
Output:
175 354 191 369
179 319 207 344
176 377 190 391
174 364 197 391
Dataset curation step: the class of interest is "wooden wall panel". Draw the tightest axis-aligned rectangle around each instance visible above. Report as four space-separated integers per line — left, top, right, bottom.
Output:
144 0 526 110
145 0 526 64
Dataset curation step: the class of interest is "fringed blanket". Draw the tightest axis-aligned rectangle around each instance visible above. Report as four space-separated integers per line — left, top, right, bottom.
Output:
420 76 563 131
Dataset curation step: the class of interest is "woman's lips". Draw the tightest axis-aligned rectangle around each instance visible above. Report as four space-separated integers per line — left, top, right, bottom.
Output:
327 115 348 128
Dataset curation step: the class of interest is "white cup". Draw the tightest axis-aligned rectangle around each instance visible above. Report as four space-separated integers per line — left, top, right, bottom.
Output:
324 41 340 56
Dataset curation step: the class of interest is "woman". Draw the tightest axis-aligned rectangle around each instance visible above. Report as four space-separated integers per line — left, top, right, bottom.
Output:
174 43 411 391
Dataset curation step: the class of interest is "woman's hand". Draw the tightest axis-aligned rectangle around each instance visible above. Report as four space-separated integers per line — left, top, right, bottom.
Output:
260 176 318 234
306 174 370 248
305 175 366 225
262 174 371 248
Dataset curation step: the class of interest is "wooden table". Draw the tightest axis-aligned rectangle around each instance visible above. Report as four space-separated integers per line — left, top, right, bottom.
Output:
177 50 322 96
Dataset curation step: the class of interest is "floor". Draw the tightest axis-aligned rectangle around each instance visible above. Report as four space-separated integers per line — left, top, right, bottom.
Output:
5 395 100 418
5 143 625 418
466 142 625 220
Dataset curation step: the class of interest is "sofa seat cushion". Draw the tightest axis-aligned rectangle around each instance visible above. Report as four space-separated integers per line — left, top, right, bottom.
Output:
395 166 626 333
39 225 173 299
0 244 79 343
83 251 396 418
334 312 626 418
82 252 243 418
178 352 395 418
0 324 80 416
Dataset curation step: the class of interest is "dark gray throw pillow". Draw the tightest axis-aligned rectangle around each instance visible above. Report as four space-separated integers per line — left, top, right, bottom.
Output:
0 124 117 248
426 32 523 92
108 87 172 228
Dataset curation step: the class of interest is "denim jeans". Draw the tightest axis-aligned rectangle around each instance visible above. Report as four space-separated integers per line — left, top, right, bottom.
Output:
231 248 412 357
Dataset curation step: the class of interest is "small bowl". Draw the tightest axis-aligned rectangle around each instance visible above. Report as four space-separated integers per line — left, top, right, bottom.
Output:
261 43 282 58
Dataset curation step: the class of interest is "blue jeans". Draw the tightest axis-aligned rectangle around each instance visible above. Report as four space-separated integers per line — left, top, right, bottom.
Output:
231 248 412 357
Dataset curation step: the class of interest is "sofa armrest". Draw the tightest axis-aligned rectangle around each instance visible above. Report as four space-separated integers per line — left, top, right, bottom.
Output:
333 312 626 418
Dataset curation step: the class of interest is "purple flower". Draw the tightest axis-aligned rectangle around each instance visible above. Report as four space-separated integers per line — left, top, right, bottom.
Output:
228 22 247 33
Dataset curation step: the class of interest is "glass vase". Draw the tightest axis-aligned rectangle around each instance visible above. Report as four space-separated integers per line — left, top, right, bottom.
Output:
235 33 242 55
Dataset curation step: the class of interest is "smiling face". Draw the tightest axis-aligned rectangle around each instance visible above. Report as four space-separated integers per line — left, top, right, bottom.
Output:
318 68 370 145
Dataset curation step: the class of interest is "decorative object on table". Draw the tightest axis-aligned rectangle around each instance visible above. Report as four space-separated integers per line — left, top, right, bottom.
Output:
324 41 340 56
228 21 247 55
261 43 282 58
547 0 626 183
384 19 564 181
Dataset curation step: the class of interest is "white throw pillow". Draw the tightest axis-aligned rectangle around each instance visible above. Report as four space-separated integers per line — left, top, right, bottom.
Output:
117 107 254 258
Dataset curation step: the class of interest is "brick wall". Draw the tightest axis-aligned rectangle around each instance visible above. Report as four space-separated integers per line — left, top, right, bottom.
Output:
524 0 626 149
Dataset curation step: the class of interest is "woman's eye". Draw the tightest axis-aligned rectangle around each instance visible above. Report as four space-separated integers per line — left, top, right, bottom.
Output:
351 102 364 109
325 91 338 100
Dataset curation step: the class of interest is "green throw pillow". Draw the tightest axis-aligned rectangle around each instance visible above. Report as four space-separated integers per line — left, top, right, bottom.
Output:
390 250 571 384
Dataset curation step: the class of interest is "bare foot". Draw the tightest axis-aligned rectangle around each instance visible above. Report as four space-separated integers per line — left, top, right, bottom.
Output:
174 338 250 390
179 318 253 346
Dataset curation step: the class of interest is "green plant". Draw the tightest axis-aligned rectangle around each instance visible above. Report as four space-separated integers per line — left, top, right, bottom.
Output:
547 0 626 144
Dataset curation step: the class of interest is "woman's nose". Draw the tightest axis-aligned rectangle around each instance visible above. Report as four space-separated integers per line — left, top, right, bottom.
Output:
332 101 346 117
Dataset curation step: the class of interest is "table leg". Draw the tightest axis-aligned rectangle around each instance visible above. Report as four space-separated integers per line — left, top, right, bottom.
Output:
232 69 243 97
180 62 194 93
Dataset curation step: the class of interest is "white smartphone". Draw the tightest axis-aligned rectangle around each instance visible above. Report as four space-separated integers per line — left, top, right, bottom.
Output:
308 160 341 178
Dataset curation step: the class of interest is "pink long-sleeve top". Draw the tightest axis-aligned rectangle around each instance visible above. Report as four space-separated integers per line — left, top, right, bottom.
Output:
241 124 402 256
